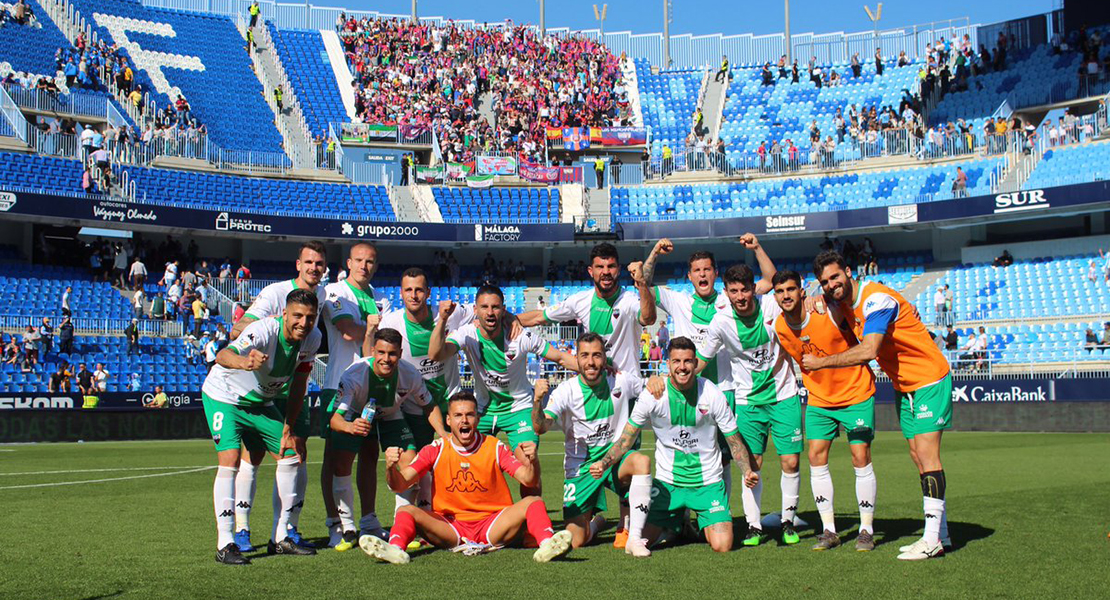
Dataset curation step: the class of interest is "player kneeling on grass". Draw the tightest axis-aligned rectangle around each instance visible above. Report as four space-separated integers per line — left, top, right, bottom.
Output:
327 328 447 552
532 332 664 556
594 337 759 553
202 289 322 565
361 391 573 564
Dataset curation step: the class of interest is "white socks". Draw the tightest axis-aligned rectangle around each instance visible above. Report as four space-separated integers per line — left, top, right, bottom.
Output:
780 471 800 525
272 457 299 542
291 462 308 530
939 494 949 540
628 474 653 541
810 464 836 533
333 475 356 533
854 463 877 534
923 497 945 545
233 461 257 532
740 471 763 527
214 466 237 549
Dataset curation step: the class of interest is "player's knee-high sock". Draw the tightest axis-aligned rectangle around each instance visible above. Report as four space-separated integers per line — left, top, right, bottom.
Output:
270 480 281 538
214 466 237 549
525 500 556 543
780 471 800 525
854 463 877 534
628 474 652 542
273 457 299 542
921 470 946 545
740 471 763 528
290 462 308 529
333 475 356 533
388 511 416 549
233 461 257 532
811 464 836 533
394 488 416 513
920 474 949 540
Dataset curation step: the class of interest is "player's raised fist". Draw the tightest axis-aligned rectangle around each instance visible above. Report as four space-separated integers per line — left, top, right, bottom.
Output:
517 442 538 462
738 233 760 250
364 313 382 332
533 378 550 400
653 238 674 256
628 261 647 285
244 349 268 370
384 446 402 468
438 300 457 319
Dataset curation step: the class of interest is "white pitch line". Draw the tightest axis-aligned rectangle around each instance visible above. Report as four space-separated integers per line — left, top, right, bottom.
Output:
0 466 215 490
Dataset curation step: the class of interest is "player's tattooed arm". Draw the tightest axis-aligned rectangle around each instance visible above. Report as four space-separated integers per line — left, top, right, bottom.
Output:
803 332 883 370
725 433 760 488
591 423 642 478
427 301 458 362
531 379 556 434
629 261 657 326
642 238 674 286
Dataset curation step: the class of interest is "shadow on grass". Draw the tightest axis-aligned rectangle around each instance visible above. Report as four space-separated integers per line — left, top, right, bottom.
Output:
79 593 124 600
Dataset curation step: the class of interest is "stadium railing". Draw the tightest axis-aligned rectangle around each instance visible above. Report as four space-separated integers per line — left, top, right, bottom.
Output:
0 82 33 144
0 314 184 337
4 87 125 124
331 122 434 148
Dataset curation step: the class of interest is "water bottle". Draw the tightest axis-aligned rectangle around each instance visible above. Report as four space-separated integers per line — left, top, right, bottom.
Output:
360 399 376 422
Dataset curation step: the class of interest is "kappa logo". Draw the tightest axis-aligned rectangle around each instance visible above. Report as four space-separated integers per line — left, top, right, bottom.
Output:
859 501 874 509
219 509 234 518
236 501 251 509
815 496 828 504
445 469 489 493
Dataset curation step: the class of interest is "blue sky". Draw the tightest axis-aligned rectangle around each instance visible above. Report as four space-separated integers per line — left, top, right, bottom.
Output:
339 0 1052 38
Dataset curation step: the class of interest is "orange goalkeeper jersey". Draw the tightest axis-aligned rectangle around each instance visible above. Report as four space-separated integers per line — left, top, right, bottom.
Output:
775 310 875 408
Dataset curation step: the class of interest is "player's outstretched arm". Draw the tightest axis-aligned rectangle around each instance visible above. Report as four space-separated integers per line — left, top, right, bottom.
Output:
515 309 550 328
423 403 448 440
629 262 657 326
803 332 883 370
229 315 257 340
384 446 420 493
542 345 580 373
641 238 674 286
216 347 266 371
427 301 459 362
740 233 777 295
531 379 555 434
592 423 642 479
725 433 760 488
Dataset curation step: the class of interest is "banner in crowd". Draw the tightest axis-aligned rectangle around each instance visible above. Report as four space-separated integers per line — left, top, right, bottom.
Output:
519 161 560 183
563 127 591 150
446 162 474 179
559 166 583 183
416 166 443 183
476 155 518 176
466 174 496 188
341 122 398 142
546 127 564 141
591 127 649 146
398 124 430 141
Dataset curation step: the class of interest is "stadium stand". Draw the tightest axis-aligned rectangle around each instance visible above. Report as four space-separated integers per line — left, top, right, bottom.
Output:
65 0 284 153
267 24 347 139
636 59 702 156
0 0 72 77
432 186 559 224
1023 140 1110 188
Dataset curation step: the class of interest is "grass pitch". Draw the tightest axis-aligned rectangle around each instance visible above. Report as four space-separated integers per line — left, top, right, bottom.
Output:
1 431 1108 599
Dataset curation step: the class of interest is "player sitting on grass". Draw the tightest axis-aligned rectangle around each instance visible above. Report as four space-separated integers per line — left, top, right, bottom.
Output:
595 337 759 553
360 391 574 564
326 328 447 552
202 289 321 565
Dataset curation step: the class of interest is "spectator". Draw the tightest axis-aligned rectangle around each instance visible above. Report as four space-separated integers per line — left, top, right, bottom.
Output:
1084 328 1100 352
22 325 40 367
952 166 968 197
992 249 1014 268
129 256 147 289
192 295 207 337
133 288 146 319
944 284 954 315
151 292 166 320
203 333 219 372
974 326 990 369
1099 248 1110 282
249 0 260 28
76 363 94 397
3 335 20 365
38 317 54 357
594 156 605 189
160 260 179 287
235 263 251 301
958 331 979 371
125 319 140 355
58 315 75 354
536 295 546 310
657 322 670 350
49 363 71 393
128 372 142 392
145 385 168 408
850 53 861 78
94 362 110 392
944 325 958 351
715 55 730 82
184 335 200 366
649 341 662 362
61 285 72 317
933 286 947 326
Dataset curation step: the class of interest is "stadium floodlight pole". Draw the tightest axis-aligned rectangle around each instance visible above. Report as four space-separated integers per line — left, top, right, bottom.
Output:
411 0 417 22
593 4 607 40
539 0 545 36
864 3 882 47
784 0 791 64
663 0 671 68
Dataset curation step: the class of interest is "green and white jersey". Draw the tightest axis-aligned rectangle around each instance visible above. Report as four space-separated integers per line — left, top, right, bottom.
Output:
543 373 644 478
334 357 430 423
544 287 643 377
202 316 321 407
629 378 737 487
696 294 798 405
321 279 391 390
447 324 550 416
379 304 474 415
653 286 731 385
243 279 327 322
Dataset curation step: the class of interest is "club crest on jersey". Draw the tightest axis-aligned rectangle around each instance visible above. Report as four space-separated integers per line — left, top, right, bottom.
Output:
611 308 621 320
505 348 518 361
697 402 709 415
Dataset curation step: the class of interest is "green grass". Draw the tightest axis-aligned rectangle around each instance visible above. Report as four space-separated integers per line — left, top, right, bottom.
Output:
2 432 1108 599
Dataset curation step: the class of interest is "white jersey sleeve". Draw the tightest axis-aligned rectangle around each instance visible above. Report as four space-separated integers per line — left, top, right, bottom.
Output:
542 293 584 324
244 281 289 320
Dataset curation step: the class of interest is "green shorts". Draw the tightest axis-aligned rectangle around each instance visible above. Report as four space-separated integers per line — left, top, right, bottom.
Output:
478 408 538 450
896 374 953 439
735 395 803 456
403 411 437 448
562 452 633 520
318 389 338 438
272 396 312 439
202 394 292 457
647 480 731 532
805 397 876 444
328 416 416 454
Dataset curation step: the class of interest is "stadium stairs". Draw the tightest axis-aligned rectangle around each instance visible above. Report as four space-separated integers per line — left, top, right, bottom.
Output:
389 185 425 222
699 69 728 142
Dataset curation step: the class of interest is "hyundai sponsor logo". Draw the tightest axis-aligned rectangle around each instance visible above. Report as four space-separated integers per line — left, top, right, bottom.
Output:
215 212 272 233
0 191 16 212
765 215 806 233
994 190 1048 214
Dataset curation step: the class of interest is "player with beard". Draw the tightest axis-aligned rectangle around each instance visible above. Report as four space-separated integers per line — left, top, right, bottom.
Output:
229 242 328 553
358 392 574 564
806 251 952 560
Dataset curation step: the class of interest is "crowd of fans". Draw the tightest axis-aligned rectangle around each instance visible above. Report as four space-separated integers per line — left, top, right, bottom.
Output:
336 16 632 164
